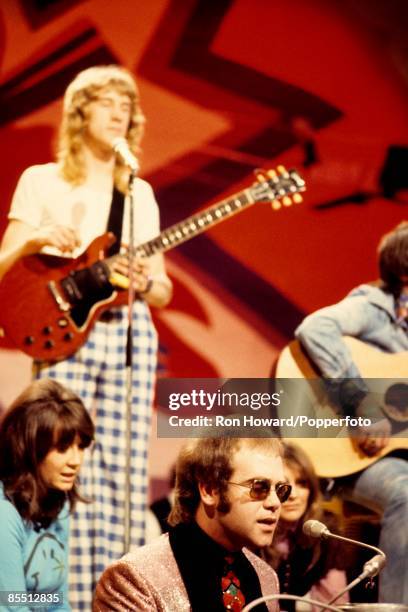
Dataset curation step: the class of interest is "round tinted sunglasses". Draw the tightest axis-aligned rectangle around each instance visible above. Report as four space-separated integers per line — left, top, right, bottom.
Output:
228 478 292 503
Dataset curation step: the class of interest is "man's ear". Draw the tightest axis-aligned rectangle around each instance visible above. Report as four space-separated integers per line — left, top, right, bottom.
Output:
198 481 219 507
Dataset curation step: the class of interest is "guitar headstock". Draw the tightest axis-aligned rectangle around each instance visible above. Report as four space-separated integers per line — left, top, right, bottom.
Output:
250 166 306 209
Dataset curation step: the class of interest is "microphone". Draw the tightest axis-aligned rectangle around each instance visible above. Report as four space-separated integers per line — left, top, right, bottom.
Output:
303 519 330 539
303 519 386 605
112 137 139 173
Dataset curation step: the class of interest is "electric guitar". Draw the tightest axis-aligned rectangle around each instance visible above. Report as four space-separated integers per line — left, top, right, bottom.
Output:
0 166 305 362
275 338 408 477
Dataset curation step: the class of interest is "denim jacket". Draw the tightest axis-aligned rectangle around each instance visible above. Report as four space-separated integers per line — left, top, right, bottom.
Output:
295 284 408 413
296 283 408 379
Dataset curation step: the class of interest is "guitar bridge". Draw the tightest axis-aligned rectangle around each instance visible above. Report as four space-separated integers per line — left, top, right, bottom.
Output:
47 281 71 312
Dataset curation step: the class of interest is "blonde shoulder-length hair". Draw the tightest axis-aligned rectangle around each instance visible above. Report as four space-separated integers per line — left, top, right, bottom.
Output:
57 65 145 193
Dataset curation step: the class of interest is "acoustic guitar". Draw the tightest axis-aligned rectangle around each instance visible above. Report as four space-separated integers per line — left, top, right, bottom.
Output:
275 338 408 477
0 167 305 362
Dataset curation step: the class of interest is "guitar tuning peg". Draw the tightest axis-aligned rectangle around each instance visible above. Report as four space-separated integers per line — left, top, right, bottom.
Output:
282 196 292 206
254 168 266 182
276 164 287 175
292 193 303 203
271 199 282 210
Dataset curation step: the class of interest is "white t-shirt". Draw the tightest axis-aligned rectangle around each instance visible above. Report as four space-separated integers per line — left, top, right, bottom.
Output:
8 163 161 257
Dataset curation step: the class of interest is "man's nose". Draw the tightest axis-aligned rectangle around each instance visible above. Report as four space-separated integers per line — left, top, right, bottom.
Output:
263 488 281 510
111 105 125 120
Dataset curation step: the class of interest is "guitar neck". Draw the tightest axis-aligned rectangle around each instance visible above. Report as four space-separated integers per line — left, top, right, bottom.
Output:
136 188 255 257
106 166 305 264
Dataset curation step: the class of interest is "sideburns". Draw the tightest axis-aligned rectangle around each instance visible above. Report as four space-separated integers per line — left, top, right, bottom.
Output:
216 490 231 514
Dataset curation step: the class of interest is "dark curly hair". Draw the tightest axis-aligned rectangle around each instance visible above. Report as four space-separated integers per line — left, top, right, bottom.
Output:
0 379 94 530
378 221 408 295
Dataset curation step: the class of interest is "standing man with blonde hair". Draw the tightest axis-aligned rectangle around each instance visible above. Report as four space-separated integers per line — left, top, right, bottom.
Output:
0 65 173 609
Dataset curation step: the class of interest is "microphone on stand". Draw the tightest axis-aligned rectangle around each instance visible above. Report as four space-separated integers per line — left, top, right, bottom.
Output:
111 136 139 553
302 520 386 576
303 520 386 605
112 137 140 173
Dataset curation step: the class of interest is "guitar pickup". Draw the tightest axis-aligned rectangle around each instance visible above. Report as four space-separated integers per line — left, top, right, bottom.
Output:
60 262 113 305
60 275 83 302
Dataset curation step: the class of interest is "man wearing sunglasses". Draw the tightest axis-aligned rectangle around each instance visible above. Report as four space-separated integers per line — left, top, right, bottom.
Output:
94 435 288 611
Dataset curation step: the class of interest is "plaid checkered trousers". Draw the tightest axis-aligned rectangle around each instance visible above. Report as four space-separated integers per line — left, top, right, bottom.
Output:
35 301 158 610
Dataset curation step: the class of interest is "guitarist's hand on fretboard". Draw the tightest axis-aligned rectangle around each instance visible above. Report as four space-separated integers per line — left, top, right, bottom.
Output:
110 253 151 293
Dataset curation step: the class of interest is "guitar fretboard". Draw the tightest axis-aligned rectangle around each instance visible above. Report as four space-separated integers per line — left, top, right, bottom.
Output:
136 188 254 257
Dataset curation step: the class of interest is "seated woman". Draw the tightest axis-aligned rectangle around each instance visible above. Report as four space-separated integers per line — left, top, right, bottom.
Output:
0 379 94 611
263 442 349 611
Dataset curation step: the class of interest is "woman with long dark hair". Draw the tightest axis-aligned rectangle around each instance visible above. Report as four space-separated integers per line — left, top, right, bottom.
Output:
0 379 94 610
263 443 348 610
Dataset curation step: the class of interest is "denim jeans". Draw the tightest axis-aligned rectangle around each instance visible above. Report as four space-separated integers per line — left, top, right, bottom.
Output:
343 457 408 604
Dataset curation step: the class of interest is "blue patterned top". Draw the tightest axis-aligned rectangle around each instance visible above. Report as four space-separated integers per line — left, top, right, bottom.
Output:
0 483 70 611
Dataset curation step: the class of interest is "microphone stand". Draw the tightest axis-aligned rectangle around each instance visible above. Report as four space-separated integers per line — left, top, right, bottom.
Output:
242 594 343 611
326 554 385 607
303 522 386 610
316 529 386 564
319 530 386 605
124 168 136 553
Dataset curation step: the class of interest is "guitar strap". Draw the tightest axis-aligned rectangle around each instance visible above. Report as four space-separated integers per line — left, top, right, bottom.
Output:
106 186 125 256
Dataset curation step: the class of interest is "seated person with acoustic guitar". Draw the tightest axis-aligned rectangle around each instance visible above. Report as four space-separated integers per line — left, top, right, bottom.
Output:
262 443 349 611
295 221 408 604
